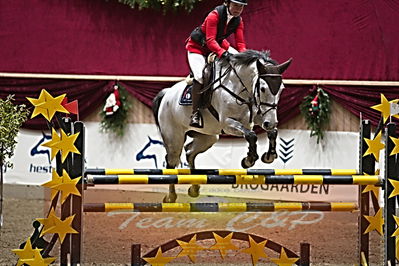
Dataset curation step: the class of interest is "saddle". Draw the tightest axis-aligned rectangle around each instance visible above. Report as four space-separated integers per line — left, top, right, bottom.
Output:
179 60 215 109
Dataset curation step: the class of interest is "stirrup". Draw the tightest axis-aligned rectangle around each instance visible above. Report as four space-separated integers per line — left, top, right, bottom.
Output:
189 111 203 128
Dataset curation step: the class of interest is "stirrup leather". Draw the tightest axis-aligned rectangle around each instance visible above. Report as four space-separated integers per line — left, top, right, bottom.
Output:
189 111 203 128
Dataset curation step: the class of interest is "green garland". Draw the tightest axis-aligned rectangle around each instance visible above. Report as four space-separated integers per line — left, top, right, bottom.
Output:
100 83 132 137
115 0 201 12
299 88 331 143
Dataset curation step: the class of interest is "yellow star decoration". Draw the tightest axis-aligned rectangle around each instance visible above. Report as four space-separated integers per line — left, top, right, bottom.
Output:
12 239 42 266
390 136 399 156
364 207 384 235
42 169 63 200
270 247 299 266
363 131 385 161
42 129 61 161
392 215 399 237
396 236 399 261
176 234 205 263
371 94 399 122
51 170 81 203
42 128 80 162
209 232 239 259
362 170 380 199
241 236 268 265
143 247 175 266
27 89 69 121
37 211 78 243
388 179 399 198
20 251 56 266
36 208 58 236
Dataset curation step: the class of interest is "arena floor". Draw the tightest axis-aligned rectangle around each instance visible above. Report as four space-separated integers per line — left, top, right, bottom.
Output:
1 184 383 265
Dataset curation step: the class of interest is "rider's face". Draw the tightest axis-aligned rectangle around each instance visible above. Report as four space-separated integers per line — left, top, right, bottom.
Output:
228 2 244 17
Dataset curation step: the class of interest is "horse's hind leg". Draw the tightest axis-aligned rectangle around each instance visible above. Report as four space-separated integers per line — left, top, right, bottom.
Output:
184 134 218 198
162 133 186 203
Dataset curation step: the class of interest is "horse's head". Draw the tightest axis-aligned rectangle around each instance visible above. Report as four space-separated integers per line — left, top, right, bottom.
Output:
253 58 292 130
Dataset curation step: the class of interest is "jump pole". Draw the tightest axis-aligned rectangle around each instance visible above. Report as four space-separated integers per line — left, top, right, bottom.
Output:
62 119 385 265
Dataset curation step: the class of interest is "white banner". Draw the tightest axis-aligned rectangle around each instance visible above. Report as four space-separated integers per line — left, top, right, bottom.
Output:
5 122 361 202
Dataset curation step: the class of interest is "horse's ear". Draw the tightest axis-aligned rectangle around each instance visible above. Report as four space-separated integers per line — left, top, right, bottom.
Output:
277 58 293 74
256 59 267 73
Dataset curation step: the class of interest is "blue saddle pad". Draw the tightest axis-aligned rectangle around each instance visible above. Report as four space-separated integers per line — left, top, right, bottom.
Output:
179 84 192 106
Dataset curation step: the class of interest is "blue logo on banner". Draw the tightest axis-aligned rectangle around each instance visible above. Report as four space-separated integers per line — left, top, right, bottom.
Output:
30 132 52 164
135 136 188 168
29 132 53 174
136 136 164 168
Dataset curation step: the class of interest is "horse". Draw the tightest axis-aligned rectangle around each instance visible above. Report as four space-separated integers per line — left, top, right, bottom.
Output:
152 49 292 203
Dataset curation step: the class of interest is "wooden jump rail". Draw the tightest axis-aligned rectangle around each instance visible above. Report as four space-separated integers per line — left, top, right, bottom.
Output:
85 168 359 176
55 119 399 265
85 174 382 185
83 202 358 213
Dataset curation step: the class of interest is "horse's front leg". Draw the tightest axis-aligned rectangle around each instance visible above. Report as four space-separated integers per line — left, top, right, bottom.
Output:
262 128 278 163
224 118 259 168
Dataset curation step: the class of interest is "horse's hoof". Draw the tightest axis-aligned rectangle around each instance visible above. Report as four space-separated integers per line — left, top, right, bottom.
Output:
241 158 255 169
262 152 277 164
163 194 177 203
188 187 200 198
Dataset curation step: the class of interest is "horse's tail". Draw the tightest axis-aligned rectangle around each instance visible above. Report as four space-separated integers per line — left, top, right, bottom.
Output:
152 89 167 129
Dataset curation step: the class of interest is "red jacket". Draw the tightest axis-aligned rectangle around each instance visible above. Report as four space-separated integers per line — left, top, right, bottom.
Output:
186 8 246 58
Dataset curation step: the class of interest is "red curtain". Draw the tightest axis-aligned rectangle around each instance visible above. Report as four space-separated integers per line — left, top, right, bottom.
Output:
0 0 398 80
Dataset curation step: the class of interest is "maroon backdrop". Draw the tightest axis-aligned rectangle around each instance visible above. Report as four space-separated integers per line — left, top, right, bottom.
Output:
0 0 398 80
0 0 398 130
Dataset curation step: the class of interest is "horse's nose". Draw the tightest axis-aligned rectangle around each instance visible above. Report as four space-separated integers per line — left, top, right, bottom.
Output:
263 121 270 129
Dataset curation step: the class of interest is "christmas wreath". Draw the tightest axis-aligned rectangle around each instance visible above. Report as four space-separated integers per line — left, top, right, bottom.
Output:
100 83 132 137
299 87 331 143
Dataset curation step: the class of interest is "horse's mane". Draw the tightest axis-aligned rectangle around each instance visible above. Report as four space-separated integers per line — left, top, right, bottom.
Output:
221 49 278 67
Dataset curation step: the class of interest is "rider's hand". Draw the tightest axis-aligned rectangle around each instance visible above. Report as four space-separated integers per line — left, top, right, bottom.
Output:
221 51 232 62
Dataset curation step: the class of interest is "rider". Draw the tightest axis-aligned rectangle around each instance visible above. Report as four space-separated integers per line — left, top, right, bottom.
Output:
186 0 248 128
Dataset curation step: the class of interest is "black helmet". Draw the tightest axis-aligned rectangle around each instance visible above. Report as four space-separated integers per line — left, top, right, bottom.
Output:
229 0 248 5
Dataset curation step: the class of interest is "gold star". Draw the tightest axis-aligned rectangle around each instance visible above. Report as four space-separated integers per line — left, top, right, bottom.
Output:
390 136 399 156
208 232 239 259
270 247 299 266
42 214 78 243
363 131 385 161
42 128 80 162
364 208 384 235
362 185 380 199
36 208 58 236
12 239 42 266
41 128 61 161
241 236 268 265
27 89 69 121
389 179 399 198
176 234 204 263
371 94 398 122
20 251 56 266
52 170 81 203
143 247 175 266
42 169 63 200
392 215 399 237
362 170 380 199
396 236 399 260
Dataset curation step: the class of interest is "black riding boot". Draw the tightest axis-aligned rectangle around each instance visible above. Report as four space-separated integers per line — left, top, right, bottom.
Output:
189 80 203 128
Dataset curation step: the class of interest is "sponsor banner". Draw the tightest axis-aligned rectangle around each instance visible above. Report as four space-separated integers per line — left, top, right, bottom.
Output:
6 122 360 201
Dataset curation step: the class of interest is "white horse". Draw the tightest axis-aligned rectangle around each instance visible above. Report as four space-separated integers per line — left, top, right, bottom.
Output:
152 50 292 202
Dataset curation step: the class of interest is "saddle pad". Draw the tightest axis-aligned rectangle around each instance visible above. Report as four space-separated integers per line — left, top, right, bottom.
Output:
179 84 192 106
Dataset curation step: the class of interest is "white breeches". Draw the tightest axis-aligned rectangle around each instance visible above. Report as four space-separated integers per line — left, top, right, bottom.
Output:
187 47 239 84
187 52 206 84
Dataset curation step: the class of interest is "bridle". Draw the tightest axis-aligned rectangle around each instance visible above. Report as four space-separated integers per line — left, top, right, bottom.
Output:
211 60 282 122
254 72 282 117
